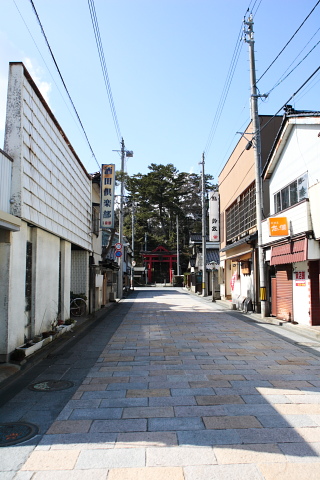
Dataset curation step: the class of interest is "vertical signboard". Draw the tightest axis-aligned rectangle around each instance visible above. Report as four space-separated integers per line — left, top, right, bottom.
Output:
209 191 219 241
101 164 115 229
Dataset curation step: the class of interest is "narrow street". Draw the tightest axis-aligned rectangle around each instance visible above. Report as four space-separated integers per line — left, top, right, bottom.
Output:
1 287 320 480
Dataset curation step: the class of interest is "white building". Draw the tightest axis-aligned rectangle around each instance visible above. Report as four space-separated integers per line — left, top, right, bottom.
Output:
0 62 102 361
261 107 320 325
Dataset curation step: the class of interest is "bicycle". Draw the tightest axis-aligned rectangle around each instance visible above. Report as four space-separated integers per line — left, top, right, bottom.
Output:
70 297 87 317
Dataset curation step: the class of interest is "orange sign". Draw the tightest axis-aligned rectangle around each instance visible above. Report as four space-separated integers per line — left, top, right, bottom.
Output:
269 217 288 236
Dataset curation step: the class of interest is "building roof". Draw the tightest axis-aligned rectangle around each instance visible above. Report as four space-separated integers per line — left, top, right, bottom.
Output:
262 107 320 179
206 249 220 265
189 233 209 243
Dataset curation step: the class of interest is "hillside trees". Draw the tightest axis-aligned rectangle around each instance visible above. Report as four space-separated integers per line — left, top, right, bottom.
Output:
121 163 216 266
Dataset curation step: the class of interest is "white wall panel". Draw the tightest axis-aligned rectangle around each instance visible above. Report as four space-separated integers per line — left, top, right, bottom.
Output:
5 63 92 250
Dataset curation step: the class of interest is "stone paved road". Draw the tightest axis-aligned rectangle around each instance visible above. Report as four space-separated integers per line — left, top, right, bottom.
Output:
1 287 320 479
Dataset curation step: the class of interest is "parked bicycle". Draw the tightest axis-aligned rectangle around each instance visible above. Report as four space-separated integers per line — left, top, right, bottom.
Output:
70 296 87 317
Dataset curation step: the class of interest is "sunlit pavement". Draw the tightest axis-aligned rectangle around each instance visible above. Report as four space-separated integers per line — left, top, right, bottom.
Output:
2 287 320 479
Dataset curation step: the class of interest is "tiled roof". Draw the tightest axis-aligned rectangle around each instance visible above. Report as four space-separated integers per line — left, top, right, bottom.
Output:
206 249 220 265
190 233 209 243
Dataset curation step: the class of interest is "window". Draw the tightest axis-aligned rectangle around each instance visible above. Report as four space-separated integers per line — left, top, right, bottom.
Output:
274 173 308 213
226 183 256 242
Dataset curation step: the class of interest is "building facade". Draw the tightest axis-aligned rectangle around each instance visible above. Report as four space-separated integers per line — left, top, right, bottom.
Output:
219 115 282 312
262 108 320 325
0 62 103 361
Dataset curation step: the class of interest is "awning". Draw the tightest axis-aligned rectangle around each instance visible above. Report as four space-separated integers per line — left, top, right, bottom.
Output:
220 233 257 252
270 237 307 265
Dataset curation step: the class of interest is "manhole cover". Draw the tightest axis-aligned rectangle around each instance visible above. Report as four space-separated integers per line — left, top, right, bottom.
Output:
28 380 74 391
0 422 38 446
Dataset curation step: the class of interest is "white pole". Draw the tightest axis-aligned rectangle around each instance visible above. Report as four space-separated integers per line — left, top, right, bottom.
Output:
117 138 125 299
176 215 180 276
244 15 267 318
201 153 207 297
131 203 135 290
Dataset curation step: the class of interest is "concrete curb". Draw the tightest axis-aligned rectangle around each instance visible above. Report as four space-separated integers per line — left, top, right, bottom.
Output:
0 299 121 389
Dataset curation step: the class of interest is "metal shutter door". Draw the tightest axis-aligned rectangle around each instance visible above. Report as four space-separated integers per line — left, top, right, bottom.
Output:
276 266 293 322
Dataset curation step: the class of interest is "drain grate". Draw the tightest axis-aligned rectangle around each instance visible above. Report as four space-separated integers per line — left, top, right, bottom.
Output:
0 422 38 447
28 380 74 391
295 342 320 347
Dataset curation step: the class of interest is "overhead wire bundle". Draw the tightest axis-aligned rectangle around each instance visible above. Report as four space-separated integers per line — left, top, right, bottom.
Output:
88 0 122 146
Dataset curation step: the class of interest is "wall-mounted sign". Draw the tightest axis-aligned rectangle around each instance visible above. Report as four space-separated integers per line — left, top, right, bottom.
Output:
209 191 219 242
101 164 115 229
295 271 306 286
269 217 288 236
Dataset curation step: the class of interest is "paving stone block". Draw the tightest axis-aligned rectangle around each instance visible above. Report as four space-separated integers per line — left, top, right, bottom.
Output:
107 467 184 480
21 450 80 471
81 389 126 399
127 389 171 397
239 427 301 444
148 416 204 431
258 414 318 428
116 432 178 448
258 462 320 480
146 446 217 466
90 419 147 433
38 432 117 449
123 406 174 418
69 407 123 420
214 443 286 464
196 395 244 405
203 415 262 429
75 448 145 469
174 405 226 417
149 396 197 407
184 463 263 479
46 420 92 435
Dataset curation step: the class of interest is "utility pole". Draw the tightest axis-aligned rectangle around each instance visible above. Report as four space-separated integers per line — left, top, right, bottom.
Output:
117 138 125 299
244 15 267 318
131 203 135 290
200 153 207 297
176 215 180 276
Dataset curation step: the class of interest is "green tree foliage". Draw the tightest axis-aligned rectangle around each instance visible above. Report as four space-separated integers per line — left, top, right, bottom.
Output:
120 164 216 268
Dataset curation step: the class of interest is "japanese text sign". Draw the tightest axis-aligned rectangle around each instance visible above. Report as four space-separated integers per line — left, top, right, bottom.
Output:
209 192 219 242
269 217 288 236
101 164 115 229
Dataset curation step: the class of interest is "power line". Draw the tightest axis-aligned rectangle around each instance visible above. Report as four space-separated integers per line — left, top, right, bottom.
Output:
267 38 320 95
203 0 264 159
256 0 320 84
259 65 320 135
203 24 243 156
88 0 122 145
13 0 85 140
29 0 100 168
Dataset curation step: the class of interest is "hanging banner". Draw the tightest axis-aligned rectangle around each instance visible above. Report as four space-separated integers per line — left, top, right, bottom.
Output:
209 191 219 242
101 164 115 229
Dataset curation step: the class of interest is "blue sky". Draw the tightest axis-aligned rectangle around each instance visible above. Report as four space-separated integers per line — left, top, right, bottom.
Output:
1 0 319 183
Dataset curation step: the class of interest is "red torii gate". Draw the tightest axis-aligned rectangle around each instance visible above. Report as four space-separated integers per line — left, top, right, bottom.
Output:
141 246 177 284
